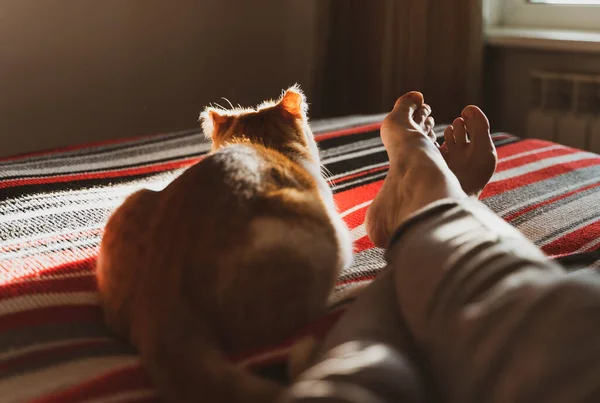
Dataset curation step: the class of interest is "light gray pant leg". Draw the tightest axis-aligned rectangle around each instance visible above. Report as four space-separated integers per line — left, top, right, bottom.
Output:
387 198 600 403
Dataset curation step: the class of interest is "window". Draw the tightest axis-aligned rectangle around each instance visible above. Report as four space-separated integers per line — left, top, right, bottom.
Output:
501 0 600 31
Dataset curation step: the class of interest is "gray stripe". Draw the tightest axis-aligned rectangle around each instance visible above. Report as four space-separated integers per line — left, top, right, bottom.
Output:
482 165 600 217
536 212 600 247
0 135 208 178
338 247 387 283
510 185 600 227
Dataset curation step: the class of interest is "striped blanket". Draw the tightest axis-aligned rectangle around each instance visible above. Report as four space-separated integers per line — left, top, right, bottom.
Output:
2 116 600 402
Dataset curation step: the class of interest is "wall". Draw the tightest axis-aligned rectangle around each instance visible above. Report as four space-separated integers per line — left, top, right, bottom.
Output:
0 0 321 157
484 46 600 136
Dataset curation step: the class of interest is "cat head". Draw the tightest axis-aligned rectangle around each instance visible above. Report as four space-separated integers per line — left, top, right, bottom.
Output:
200 84 320 165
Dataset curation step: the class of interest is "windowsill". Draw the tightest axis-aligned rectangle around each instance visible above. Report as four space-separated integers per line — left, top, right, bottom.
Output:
486 26 600 54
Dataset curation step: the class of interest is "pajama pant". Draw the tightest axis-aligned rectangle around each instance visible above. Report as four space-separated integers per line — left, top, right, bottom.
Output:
280 198 600 403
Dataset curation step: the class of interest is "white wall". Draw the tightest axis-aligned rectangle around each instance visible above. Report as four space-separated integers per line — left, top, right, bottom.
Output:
0 0 321 157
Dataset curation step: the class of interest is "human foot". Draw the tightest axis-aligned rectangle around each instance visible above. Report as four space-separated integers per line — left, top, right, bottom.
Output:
365 92 467 248
440 106 497 197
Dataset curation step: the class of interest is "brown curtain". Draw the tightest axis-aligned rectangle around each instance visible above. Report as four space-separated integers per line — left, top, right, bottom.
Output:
312 0 484 124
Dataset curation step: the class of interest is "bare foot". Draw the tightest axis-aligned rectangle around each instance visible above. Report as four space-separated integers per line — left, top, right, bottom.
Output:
440 106 497 197
365 92 466 248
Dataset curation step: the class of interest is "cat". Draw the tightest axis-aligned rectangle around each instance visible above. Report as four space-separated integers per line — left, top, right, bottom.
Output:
95 85 353 403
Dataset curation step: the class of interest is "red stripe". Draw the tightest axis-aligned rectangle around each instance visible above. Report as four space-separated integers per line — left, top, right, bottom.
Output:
482 158 600 198
504 182 600 222
331 165 388 185
28 364 154 403
0 339 118 373
0 305 102 332
0 157 201 189
0 275 97 301
542 220 600 256
343 205 369 230
334 181 383 214
353 235 376 254
495 139 557 159
315 123 381 142
496 147 577 172
337 274 377 287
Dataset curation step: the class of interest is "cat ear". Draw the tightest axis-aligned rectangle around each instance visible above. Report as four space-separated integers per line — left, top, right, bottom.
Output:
200 108 233 139
277 85 308 119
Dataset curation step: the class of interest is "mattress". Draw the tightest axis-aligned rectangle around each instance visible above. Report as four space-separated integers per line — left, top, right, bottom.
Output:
2 115 600 402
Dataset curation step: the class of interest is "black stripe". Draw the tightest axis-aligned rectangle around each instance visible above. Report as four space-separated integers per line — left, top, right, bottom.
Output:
554 248 600 272
0 171 173 201
317 130 381 150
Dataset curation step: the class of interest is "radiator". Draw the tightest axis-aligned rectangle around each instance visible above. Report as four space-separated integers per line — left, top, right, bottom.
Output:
526 71 600 153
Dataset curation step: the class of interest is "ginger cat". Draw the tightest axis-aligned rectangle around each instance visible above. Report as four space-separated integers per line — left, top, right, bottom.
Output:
96 85 353 403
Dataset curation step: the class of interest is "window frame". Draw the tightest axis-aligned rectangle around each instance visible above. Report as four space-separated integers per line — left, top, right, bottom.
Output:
501 0 600 31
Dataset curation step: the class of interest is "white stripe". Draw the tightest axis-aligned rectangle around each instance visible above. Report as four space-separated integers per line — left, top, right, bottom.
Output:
490 151 599 183
0 177 173 224
0 337 113 361
322 145 386 165
329 161 389 181
0 292 99 316
1 235 101 262
0 170 179 210
0 357 141 403
350 224 367 242
0 223 104 249
84 389 157 403
515 191 600 244
498 144 564 163
340 200 373 218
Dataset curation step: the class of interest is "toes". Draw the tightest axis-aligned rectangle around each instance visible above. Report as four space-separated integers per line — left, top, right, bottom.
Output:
424 115 435 132
413 104 432 126
443 126 455 150
462 105 494 150
452 118 468 145
427 130 437 144
424 117 436 144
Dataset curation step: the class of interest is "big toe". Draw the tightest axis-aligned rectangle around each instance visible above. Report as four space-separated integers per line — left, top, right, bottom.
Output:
387 92 424 125
461 106 493 150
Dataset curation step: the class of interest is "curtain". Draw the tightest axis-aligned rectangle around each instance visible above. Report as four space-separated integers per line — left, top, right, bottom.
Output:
312 0 484 123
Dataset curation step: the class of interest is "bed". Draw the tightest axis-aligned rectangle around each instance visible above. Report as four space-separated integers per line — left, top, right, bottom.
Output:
2 115 600 402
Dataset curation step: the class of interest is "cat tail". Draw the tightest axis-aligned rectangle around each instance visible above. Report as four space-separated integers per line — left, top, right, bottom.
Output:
140 305 284 403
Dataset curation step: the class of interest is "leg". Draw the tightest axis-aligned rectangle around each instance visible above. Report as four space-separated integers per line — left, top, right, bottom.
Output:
368 94 600 402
